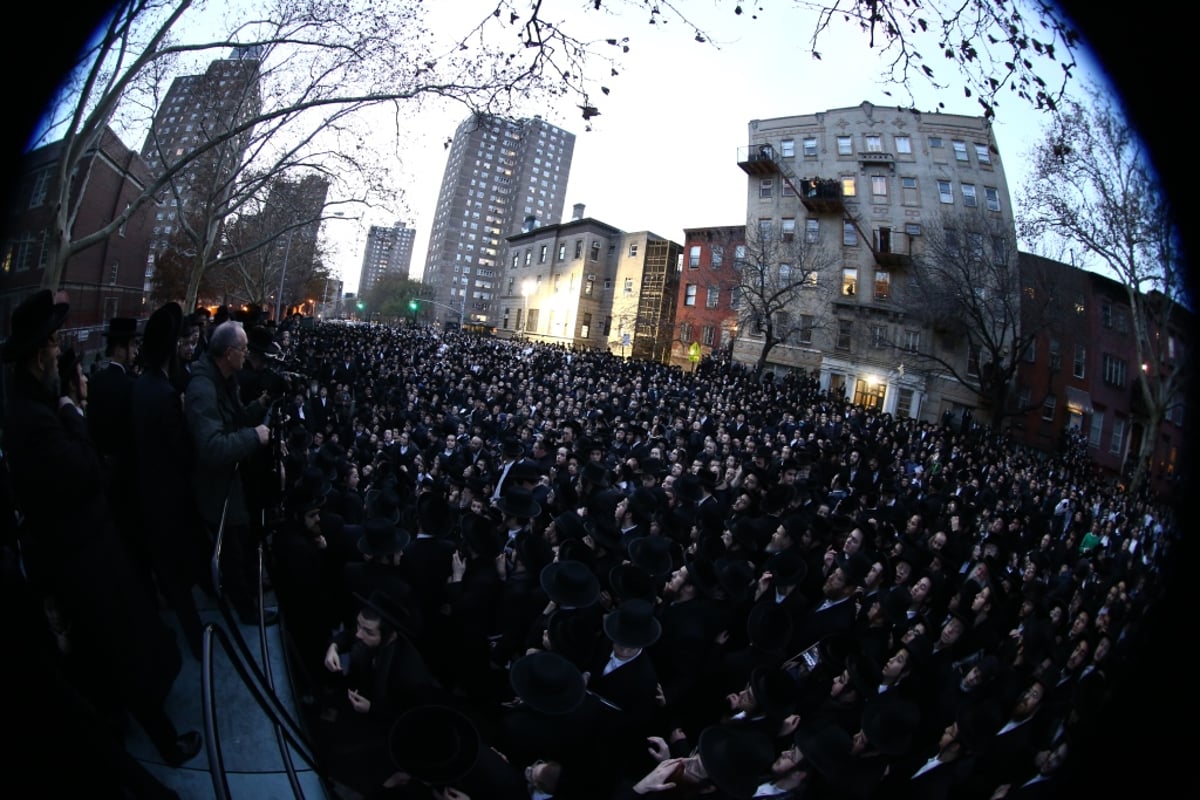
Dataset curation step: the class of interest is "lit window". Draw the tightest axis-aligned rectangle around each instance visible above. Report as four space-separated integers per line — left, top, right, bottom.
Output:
841 176 857 197
842 267 858 296
874 270 891 300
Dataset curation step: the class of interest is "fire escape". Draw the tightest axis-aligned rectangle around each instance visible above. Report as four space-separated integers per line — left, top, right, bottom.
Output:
737 144 913 268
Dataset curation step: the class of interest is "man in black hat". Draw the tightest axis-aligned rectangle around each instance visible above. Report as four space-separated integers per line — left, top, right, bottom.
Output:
3 290 202 767
184 319 274 625
133 302 209 660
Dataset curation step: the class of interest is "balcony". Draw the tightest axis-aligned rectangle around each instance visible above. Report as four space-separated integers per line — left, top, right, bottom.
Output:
873 228 912 268
737 144 780 177
858 151 896 168
798 178 845 213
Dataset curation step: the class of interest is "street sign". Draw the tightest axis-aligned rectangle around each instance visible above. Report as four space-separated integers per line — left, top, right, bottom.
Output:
621 332 631 347
688 340 701 363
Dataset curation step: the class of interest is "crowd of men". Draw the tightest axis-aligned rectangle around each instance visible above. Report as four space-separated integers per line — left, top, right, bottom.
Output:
1 292 1183 799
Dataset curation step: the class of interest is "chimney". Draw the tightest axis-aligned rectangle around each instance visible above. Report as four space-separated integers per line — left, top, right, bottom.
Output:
572 203 585 220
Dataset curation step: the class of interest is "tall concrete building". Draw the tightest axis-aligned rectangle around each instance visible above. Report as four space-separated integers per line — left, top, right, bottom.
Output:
734 101 1016 423
140 47 262 295
358 221 416 297
422 113 574 326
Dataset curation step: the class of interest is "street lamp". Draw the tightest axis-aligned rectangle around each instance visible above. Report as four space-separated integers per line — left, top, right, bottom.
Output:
521 279 535 339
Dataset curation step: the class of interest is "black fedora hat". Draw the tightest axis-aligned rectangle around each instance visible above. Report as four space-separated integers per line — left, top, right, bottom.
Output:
286 484 326 516
551 510 588 542
460 514 501 559
629 536 675 579
715 557 757 604
603 599 662 649
792 725 854 786
540 560 601 608
861 694 921 756
608 563 657 604
497 486 541 520
835 550 872 587
387 705 481 786
579 460 611 488
746 602 793 655
141 302 182 365
246 325 281 359
765 549 807 587
354 589 413 636
2 290 69 363
556 536 597 571
365 488 402 525
509 651 586 715
697 726 775 800
749 666 799 717
357 517 411 557
102 316 139 339
417 491 455 533
500 438 525 459
509 460 544 484
880 585 913 626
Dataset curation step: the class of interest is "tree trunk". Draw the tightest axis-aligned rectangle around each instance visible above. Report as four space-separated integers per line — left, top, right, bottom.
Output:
1128 407 1163 497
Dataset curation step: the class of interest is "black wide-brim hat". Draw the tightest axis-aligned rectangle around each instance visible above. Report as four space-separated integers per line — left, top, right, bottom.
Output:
141 302 182 363
749 666 799 717
746 601 793 655
2 290 69 363
579 460 611 488
792 724 854 786
102 316 139 339
509 651 586 715
357 517 411 557
608 563 657 604
603 599 662 649
552 510 588 542
697 726 775 800
246 324 281 359
388 705 481 786
540 560 601 608
497 485 541 520
765 549 807 587
629 535 675 579
861 694 922 756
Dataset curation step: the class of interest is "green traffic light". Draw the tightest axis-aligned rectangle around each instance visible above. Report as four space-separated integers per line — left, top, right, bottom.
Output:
409 299 419 311
356 301 364 310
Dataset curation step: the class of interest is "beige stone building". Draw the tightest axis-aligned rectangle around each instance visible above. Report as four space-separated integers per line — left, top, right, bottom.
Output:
735 101 1017 422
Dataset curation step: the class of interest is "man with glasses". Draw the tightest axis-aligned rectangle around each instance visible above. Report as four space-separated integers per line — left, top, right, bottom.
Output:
185 320 275 625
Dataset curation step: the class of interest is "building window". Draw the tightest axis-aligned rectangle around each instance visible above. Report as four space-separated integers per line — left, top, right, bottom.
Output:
1110 417 1125 454
870 324 887 348
1089 410 1104 448
803 137 818 157
836 319 853 350
842 267 858 296
585 277 594 296
904 329 920 353
837 136 853 155
871 176 887 197
961 184 978 207
937 180 954 203
574 239 583 259
953 140 969 161
843 222 857 247
759 219 772 240
734 245 746 268
968 341 982 376
680 321 692 342
710 246 723 268
1101 302 1113 329
1049 338 1061 371
780 139 795 158
730 286 741 309
557 243 566 261
805 218 820 243
985 186 1001 211
581 312 592 338
706 285 719 308
929 135 943 148
702 325 716 346
841 176 857 197
759 179 774 198
865 134 883 152
895 135 912 154
778 263 791 283
782 179 796 197
974 142 991 164
624 277 634 294
874 270 891 300
1042 394 1056 422
1103 353 1128 387
539 245 547 263
1073 344 1087 379
590 241 600 260
689 245 701 268
29 168 51 208
684 284 697 306
781 218 796 241
629 243 638 258
896 387 915 419
524 250 532 266
799 314 814 344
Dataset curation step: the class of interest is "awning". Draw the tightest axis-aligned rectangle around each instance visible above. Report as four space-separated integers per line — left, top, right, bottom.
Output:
1065 386 1094 415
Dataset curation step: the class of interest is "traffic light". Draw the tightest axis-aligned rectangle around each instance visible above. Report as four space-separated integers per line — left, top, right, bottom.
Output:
356 301 364 311
408 299 419 312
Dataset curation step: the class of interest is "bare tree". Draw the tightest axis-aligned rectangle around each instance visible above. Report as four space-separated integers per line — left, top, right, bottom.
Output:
902 208 1065 427
734 219 837 379
1020 92 1187 493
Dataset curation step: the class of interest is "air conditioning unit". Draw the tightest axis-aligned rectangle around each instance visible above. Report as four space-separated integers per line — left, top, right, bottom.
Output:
586 273 596 281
